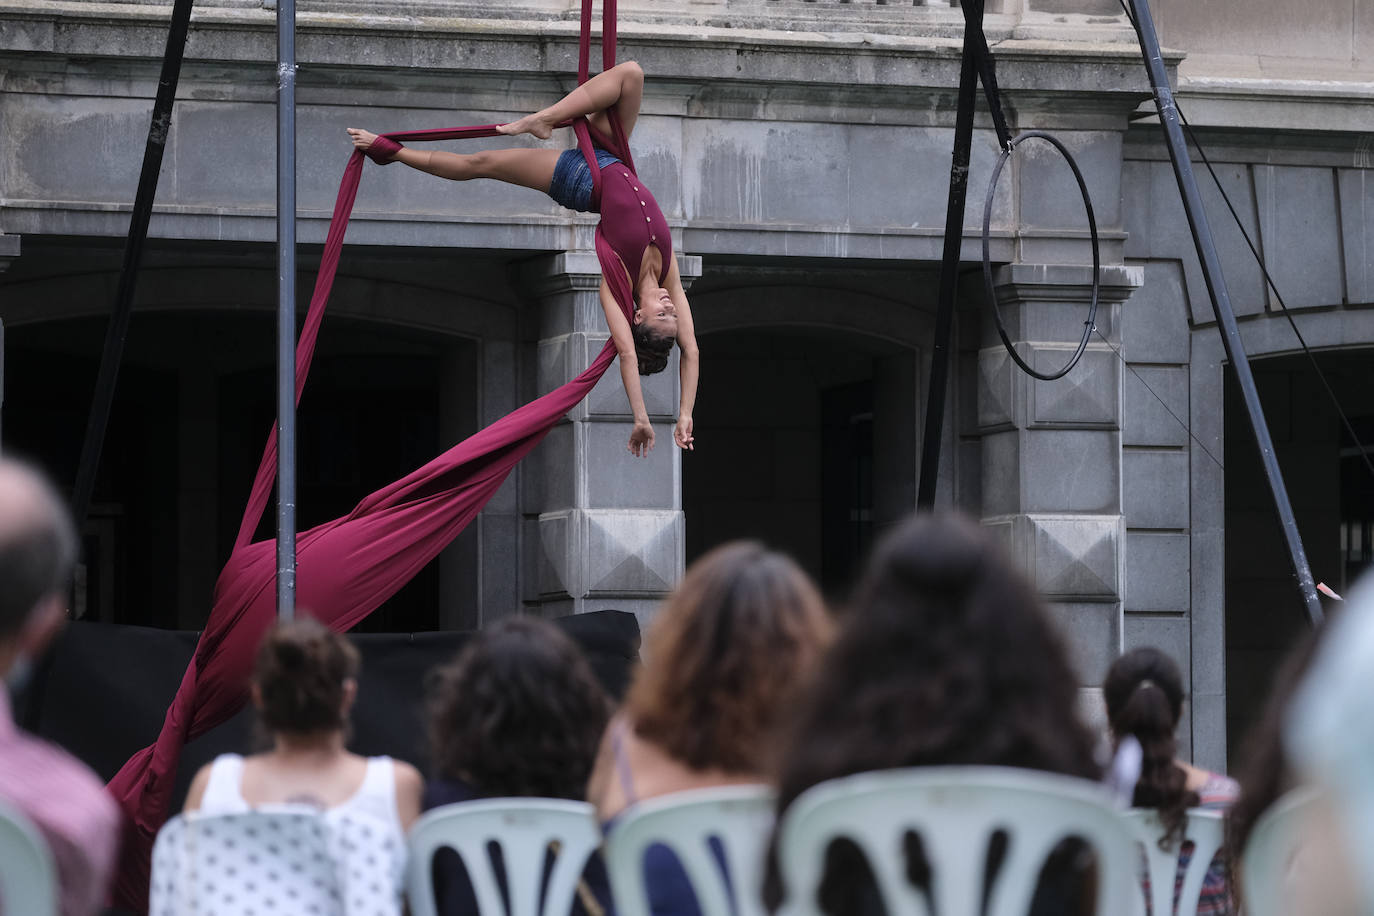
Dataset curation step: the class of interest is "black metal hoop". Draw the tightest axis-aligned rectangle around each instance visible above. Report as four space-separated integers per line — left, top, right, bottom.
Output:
981 130 1102 382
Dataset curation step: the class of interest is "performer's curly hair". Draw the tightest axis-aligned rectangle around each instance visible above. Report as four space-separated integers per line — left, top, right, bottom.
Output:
427 616 610 799
633 323 674 376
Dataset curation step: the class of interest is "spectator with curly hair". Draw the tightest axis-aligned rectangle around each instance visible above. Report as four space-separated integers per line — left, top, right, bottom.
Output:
764 512 1101 915
1105 647 1239 915
588 541 833 916
425 615 614 916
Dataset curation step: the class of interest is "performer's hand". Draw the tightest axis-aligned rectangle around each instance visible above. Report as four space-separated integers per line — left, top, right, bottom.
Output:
674 416 694 451
346 128 381 152
629 420 655 458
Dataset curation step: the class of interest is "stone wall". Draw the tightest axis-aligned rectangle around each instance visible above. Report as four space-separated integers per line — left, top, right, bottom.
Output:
6 0 1372 768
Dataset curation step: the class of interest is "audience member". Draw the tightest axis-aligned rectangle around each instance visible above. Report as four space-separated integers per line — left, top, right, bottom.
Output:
765 512 1101 914
1283 572 1374 916
589 540 833 916
1105 647 1238 915
425 615 614 916
0 457 120 916
183 616 423 913
1224 627 1322 909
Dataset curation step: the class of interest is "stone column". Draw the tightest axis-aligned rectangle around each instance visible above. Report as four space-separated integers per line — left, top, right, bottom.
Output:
977 263 1143 725
521 250 702 624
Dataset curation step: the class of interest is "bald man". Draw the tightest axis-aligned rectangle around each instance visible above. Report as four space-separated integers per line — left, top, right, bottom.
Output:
0 458 119 915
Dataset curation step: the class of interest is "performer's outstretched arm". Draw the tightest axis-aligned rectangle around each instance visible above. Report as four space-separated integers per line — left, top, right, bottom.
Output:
499 60 645 141
665 256 699 451
600 277 655 457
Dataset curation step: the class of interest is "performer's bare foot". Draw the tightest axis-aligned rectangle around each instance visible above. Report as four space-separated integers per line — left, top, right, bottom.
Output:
496 114 554 141
346 128 392 159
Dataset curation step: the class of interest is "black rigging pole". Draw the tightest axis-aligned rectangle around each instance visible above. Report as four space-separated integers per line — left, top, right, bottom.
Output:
917 0 1012 508
71 0 197 525
1127 0 1322 626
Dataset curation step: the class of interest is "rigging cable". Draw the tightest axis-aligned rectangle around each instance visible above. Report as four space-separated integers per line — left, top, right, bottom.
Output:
1115 0 1374 484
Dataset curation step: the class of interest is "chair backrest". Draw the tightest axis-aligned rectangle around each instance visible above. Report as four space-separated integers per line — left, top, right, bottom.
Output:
151 808 350 916
0 799 57 916
1239 788 1319 916
603 784 776 916
777 766 1143 916
1120 808 1225 916
406 798 602 916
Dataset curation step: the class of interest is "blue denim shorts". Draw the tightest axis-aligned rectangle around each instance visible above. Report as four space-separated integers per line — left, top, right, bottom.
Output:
548 147 622 213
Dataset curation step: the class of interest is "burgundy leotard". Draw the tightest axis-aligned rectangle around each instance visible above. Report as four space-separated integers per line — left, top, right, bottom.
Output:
597 161 672 287
576 119 672 317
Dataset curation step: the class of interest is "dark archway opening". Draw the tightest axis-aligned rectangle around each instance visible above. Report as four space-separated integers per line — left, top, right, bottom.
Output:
2 310 468 632
1224 349 1374 759
682 326 916 598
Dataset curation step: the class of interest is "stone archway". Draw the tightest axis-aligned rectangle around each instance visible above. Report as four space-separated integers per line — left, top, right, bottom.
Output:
1222 346 1374 759
0 242 526 632
681 273 931 595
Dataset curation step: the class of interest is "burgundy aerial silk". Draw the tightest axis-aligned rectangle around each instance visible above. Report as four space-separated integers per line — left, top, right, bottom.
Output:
107 1 632 908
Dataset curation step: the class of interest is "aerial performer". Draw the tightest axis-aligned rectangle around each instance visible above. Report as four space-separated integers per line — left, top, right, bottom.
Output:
348 59 699 458
106 4 690 906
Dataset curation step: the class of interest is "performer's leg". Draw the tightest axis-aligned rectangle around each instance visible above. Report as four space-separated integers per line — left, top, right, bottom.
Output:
346 131 560 191
499 60 645 141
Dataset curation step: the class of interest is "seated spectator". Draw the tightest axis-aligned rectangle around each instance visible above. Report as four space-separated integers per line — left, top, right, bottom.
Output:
183 616 423 913
0 458 121 916
765 513 1101 915
1105 647 1239 914
424 615 614 916
1225 626 1323 911
588 541 833 916
1283 573 1374 916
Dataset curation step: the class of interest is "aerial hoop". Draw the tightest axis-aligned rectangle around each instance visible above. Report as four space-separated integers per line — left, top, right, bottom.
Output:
981 130 1102 382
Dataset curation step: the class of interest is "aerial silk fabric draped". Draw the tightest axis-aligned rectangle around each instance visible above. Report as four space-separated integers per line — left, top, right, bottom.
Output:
107 1 632 908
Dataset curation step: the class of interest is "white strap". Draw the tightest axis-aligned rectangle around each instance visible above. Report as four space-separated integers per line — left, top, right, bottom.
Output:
199 754 248 813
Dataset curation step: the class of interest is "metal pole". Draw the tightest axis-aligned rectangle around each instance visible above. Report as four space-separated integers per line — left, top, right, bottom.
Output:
71 0 196 525
917 7 983 508
276 0 297 620
1129 0 1323 627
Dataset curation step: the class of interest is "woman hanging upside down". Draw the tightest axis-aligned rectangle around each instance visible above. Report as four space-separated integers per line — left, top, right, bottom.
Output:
347 61 698 458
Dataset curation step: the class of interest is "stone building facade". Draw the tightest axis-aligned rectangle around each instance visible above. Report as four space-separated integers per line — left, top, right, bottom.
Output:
1 0 1370 768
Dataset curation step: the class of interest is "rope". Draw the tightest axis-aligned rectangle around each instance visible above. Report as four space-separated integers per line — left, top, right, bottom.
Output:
1115 0 1373 484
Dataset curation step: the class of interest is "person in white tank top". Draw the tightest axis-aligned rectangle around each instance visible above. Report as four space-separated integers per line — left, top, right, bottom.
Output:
182 617 423 914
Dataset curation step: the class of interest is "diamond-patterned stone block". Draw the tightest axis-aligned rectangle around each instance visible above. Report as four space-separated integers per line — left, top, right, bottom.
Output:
1028 346 1119 429
537 509 580 598
537 509 683 599
585 509 683 595
1026 514 1123 600
977 347 1016 431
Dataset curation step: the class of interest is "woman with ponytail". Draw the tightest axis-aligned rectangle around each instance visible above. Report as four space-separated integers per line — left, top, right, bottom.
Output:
181 617 424 912
1104 647 1239 915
